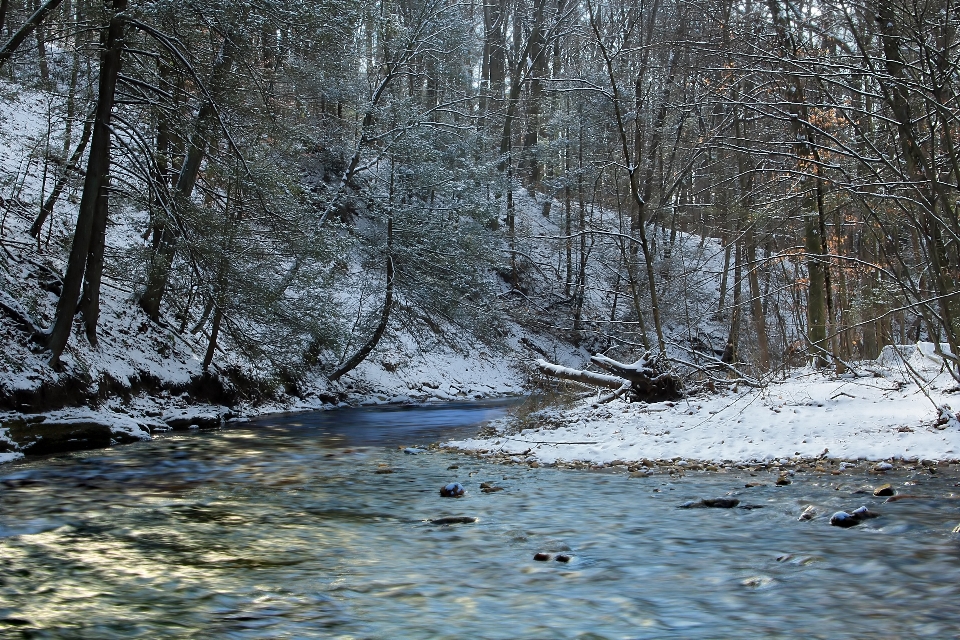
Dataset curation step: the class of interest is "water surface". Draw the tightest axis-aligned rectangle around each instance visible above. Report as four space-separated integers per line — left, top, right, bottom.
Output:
2 401 960 638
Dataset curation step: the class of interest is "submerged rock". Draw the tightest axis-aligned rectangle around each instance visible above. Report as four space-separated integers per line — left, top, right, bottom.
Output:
679 497 740 509
440 482 465 497
480 482 504 493
798 505 817 521
430 516 477 525
884 494 929 503
830 505 880 528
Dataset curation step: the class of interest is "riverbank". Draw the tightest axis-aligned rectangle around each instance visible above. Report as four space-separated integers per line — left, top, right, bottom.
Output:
447 343 960 470
0 337 532 464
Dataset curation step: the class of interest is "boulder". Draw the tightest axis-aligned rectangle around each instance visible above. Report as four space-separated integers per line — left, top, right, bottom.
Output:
4 411 150 455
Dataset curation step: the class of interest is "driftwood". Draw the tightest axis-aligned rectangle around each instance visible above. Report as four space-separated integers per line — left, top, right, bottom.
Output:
535 351 683 403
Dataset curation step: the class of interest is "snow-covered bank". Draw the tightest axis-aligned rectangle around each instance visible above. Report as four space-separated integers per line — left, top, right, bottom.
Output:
447 343 960 467
0 334 535 463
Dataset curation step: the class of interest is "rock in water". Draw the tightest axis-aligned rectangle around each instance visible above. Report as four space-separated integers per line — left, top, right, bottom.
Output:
873 484 895 497
404 447 426 455
430 516 477 525
776 475 792 486
679 497 740 509
701 497 741 508
830 505 880 528
830 511 858 528
798 505 817 521
440 482 465 497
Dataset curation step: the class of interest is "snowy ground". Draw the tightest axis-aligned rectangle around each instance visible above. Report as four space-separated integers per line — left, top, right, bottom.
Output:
447 343 960 467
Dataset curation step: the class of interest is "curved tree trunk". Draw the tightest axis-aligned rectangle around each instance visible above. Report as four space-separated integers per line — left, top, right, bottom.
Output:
330 217 394 382
30 111 93 238
0 0 64 70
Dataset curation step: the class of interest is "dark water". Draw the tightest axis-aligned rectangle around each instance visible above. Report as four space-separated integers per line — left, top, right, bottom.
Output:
2 401 960 639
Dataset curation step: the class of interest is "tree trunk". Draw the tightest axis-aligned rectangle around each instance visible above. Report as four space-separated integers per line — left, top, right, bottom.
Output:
30 111 92 238
141 36 236 321
805 215 828 366
747 240 769 370
45 0 126 366
33 0 49 82
80 180 108 345
722 239 742 364
201 303 222 370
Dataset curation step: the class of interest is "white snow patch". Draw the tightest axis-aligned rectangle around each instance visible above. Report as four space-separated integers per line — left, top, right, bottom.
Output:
448 345 960 465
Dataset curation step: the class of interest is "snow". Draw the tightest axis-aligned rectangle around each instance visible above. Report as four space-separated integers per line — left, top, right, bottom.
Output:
447 344 960 465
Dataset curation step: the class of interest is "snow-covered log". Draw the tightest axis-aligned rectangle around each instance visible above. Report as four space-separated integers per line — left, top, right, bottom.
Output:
534 359 627 389
535 352 683 403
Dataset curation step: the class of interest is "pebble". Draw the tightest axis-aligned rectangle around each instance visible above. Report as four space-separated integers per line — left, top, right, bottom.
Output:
874 462 894 472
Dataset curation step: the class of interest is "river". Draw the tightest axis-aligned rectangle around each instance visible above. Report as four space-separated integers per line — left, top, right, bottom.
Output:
2 400 960 638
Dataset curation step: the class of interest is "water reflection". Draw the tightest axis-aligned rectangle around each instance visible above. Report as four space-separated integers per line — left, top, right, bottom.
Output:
1 402 960 638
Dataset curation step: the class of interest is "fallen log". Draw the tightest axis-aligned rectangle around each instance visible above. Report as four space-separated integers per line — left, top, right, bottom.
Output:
535 352 683 403
534 359 627 389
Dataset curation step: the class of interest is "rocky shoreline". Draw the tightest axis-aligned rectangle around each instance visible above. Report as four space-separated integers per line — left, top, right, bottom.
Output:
441 444 955 478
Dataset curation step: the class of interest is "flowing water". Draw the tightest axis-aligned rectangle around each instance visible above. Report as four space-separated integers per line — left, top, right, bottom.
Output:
2 400 960 639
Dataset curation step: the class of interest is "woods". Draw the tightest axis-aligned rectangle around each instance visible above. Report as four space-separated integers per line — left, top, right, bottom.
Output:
2 0 960 395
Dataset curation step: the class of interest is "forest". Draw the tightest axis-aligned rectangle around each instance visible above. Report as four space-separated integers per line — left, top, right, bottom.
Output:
1 0 959 407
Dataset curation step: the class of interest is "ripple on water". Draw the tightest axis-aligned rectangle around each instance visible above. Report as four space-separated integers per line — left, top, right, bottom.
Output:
3 404 960 638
